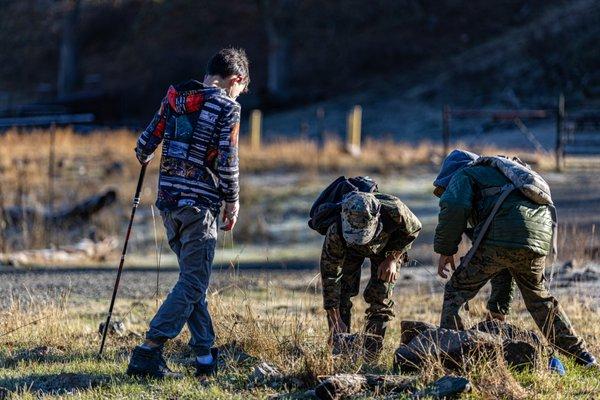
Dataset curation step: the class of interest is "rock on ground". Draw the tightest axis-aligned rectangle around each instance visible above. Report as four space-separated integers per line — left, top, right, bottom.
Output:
473 320 544 369
314 374 417 400
248 362 285 388
395 320 547 373
412 375 472 399
394 327 502 373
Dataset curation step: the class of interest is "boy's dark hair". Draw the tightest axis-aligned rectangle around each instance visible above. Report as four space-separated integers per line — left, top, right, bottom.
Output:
206 47 250 89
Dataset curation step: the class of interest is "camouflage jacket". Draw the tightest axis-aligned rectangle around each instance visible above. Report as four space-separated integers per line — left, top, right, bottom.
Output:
320 193 422 309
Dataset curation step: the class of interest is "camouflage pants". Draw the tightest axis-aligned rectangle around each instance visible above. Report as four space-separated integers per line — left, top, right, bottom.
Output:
338 253 396 327
487 269 515 315
440 245 586 356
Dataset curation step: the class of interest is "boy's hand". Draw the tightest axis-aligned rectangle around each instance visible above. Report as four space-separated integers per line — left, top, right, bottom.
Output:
135 148 154 165
438 254 456 279
221 201 239 231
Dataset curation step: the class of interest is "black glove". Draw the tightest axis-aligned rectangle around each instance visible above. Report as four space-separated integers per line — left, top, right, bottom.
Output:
135 147 154 164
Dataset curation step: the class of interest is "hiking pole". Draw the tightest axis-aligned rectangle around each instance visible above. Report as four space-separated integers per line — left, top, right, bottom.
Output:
98 155 153 358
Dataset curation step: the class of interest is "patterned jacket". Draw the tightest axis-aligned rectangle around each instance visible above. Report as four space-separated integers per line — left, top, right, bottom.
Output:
320 193 422 309
136 80 240 212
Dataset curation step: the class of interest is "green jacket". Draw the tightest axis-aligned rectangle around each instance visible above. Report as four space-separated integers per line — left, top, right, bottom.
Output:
434 165 553 256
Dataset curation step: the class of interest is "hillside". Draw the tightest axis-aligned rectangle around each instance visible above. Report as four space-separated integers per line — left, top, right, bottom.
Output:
2 0 598 121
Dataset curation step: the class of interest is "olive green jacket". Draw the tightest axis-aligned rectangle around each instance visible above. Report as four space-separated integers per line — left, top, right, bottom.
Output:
434 165 553 256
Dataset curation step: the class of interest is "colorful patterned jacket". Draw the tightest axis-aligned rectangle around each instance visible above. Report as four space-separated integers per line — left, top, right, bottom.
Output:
136 80 240 212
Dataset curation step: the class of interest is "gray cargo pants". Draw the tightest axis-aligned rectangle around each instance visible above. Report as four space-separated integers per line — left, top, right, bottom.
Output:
145 206 217 356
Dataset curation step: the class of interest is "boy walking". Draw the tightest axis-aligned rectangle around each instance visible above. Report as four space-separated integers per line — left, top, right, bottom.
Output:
126 48 249 378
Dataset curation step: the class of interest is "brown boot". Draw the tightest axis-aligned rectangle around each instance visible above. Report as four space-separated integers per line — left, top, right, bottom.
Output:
364 318 387 363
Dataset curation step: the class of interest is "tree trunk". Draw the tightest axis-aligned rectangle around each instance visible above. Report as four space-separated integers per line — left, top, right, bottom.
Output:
57 0 80 98
258 0 289 100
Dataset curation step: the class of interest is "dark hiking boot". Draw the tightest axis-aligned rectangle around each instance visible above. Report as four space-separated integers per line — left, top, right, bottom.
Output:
195 348 219 377
364 318 387 363
332 333 359 356
574 351 598 368
126 345 183 379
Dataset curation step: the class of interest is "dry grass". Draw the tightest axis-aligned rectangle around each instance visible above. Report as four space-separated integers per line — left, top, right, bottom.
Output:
0 271 598 399
0 127 557 253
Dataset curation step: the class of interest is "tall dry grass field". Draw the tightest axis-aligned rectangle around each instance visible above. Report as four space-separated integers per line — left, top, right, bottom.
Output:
0 270 598 399
0 127 554 254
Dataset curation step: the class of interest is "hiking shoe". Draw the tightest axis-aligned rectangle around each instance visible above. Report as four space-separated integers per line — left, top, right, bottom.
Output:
126 345 183 379
195 348 219 377
332 333 359 356
574 351 598 368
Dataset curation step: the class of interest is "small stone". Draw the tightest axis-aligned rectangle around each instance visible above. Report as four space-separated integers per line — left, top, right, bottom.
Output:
98 320 126 337
315 374 366 400
560 260 575 273
571 268 600 282
412 375 471 399
248 362 284 388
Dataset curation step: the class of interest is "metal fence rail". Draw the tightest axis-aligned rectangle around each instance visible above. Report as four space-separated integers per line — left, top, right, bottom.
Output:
443 95 600 170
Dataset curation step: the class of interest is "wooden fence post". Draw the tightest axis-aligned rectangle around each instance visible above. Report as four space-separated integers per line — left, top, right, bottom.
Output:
47 124 56 246
346 105 362 156
555 94 565 172
250 109 262 150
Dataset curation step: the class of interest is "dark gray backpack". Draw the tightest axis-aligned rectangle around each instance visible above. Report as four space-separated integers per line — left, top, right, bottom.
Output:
308 176 378 235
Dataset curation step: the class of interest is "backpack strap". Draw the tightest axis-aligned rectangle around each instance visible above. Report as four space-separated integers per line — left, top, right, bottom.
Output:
460 184 515 269
480 186 503 197
548 204 558 260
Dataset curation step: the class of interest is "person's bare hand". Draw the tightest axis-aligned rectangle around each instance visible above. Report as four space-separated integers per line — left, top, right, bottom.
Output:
221 201 239 231
438 254 456 279
377 258 398 283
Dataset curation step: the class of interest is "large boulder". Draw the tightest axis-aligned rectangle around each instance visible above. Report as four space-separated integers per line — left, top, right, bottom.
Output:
394 327 502 373
472 321 544 370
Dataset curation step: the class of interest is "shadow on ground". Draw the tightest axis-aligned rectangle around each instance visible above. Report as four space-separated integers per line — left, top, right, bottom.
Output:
0 372 114 398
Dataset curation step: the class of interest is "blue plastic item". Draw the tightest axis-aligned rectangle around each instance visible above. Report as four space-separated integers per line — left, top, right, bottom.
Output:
549 356 566 376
